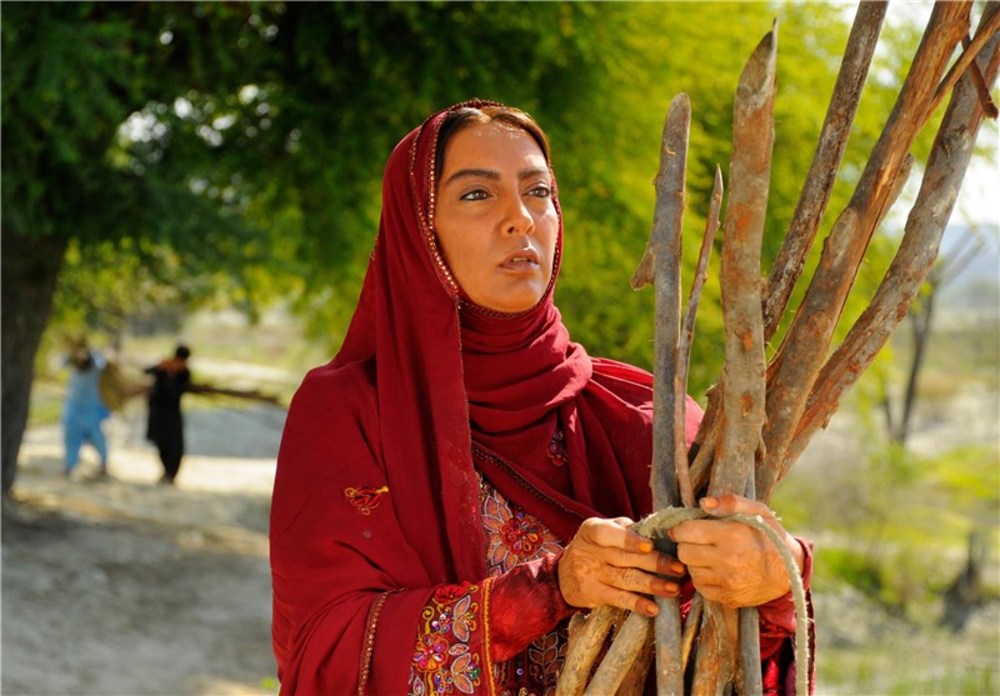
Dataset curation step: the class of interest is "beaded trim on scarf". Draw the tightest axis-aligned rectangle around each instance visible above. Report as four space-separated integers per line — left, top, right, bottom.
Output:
411 117 461 300
357 588 404 695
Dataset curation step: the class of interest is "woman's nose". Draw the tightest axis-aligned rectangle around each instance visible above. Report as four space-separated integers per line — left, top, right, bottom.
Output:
502 194 534 236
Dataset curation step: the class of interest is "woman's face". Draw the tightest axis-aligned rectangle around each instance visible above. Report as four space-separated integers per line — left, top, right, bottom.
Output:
434 121 558 314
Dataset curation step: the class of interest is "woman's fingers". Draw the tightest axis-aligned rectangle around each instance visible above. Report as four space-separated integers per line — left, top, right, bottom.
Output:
699 493 773 519
580 516 652 554
578 518 685 573
559 516 684 613
669 494 803 608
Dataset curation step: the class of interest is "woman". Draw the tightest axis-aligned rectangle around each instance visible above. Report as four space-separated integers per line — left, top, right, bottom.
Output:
270 100 812 695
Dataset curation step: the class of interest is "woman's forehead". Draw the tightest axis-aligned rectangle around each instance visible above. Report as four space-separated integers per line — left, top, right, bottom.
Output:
441 122 547 172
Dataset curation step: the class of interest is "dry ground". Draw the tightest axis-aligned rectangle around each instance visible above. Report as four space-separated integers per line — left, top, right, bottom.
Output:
2 403 284 696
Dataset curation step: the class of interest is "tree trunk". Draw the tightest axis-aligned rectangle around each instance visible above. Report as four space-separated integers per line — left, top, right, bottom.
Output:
896 288 935 445
1 228 68 499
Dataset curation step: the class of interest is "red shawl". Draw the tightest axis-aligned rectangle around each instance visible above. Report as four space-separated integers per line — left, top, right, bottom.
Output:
269 100 702 694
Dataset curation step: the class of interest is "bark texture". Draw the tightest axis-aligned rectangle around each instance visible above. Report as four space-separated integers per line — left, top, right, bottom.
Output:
2 229 68 498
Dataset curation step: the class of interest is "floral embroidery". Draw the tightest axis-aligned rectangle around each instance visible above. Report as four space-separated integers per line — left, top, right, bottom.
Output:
414 632 450 672
528 631 566 694
481 483 562 576
478 476 567 695
409 475 567 695
547 428 569 467
501 515 545 558
343 485 388 515
409 584 484 695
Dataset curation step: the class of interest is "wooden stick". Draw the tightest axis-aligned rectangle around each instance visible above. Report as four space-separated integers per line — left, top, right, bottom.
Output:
681 593 704 671
566 92 694 696
618 629 655 696
710 23 775 497
556 606 622 696
763 1 887 341
648 93 691 696
687 384 720 496
698 23 779 695
646 93 690 513
924 5 1000 122
677 166 723 508
738 478 761 696
758 2 971 502
690 601 735 695
192 384 281 405
584 612 652 696
787 12 1000 467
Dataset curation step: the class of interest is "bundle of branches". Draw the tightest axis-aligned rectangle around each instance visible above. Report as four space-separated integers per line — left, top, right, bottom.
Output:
556 2 999 694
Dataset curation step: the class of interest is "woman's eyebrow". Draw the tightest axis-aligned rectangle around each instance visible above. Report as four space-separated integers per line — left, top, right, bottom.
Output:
442 168 500 187
518 167 550 181
442 166 550 187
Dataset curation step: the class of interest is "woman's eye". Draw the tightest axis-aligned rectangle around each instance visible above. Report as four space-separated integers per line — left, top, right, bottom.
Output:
527 185 551 198
459 189 489 201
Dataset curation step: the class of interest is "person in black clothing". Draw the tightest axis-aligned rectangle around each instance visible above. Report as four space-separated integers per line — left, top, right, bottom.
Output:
145 344 195 485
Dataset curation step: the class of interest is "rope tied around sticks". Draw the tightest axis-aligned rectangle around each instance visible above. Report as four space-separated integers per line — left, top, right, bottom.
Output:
556 507 809 695
630 506 810 696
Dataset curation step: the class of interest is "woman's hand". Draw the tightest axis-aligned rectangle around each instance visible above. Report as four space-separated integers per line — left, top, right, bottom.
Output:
558 516 684 617
670 494 804 608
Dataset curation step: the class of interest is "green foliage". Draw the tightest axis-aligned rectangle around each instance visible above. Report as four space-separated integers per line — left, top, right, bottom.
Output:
5 2 959 396
926 444 1000 520
775 437 999 615
885 669 997 696
818 547 884 598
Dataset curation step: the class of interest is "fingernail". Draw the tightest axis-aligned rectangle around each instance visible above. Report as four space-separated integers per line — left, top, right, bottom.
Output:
670 561 685 575
644 601 659 617
639 539 654 553
662 581 678 595
701 496 718 510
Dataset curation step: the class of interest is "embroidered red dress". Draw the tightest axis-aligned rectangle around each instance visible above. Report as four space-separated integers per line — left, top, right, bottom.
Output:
269 101 813 696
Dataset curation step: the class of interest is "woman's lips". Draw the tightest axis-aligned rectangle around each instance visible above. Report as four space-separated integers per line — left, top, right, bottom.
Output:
500 249 539 270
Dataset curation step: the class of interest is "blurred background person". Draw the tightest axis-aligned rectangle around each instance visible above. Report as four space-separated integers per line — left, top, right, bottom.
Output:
62 336 110 479
144 344 194 485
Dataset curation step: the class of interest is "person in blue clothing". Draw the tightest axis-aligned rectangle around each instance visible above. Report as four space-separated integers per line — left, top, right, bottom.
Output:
62 338 110 478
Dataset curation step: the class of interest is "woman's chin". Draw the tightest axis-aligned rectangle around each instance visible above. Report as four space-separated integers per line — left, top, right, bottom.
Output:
474 293 543 315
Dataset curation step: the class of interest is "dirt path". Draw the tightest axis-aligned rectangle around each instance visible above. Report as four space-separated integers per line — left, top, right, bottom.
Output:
2 403 285 696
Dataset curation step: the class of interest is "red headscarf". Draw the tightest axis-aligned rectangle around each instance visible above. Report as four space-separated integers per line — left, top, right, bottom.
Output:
270 100 702 694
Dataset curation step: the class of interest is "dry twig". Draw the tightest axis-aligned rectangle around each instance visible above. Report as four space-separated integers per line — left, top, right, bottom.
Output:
690 23 778 695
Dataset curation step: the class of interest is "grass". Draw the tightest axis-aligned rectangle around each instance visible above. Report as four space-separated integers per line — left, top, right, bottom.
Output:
821 640 999 695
